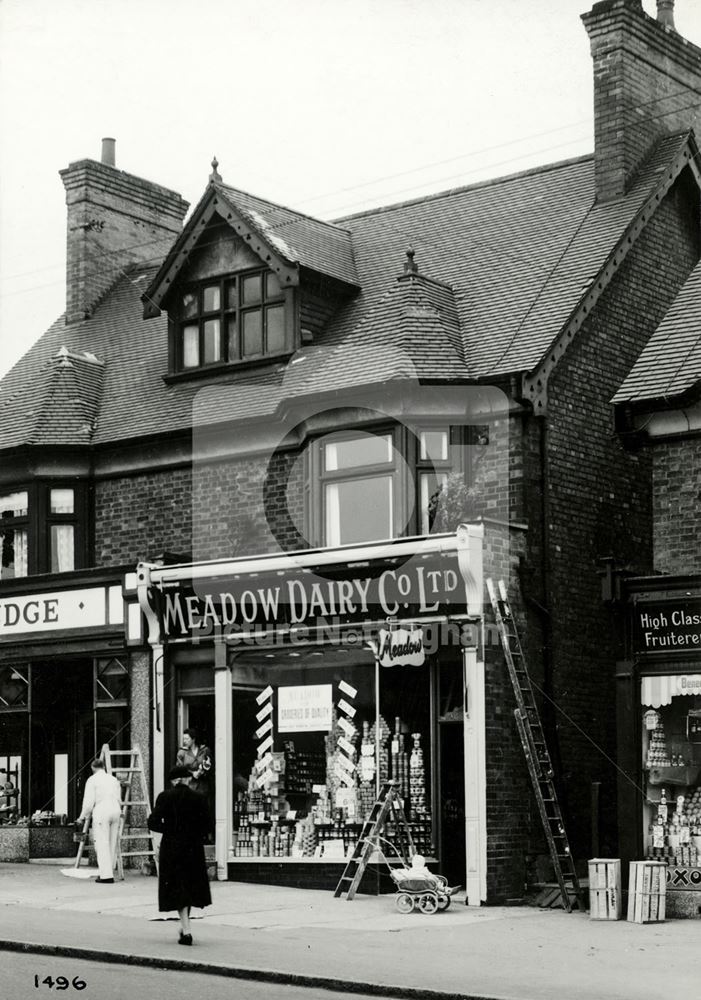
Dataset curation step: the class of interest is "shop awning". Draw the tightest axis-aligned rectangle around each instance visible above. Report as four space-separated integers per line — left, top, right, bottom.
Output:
641 674 701 707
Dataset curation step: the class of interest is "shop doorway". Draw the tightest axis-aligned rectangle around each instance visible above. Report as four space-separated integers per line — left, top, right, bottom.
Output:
439 722 466 884
177 694 215 759
31 660 93 817
438 657 466 885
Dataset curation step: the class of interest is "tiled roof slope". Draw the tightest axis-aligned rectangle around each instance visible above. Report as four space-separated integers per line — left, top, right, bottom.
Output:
31 348 104 445
613 258 701 405
216 184 359 288
0 137 691 447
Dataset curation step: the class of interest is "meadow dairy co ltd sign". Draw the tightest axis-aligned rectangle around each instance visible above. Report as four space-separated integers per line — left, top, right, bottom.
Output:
154 552 466 641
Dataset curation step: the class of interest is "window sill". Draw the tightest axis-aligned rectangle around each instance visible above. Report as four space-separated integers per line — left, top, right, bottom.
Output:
163 353 294 385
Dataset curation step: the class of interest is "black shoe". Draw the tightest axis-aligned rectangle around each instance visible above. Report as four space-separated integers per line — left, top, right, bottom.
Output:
95 877 114 884
178 933 193 946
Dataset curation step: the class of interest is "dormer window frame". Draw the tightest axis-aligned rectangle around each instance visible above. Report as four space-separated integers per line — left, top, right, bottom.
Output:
170 266 296 376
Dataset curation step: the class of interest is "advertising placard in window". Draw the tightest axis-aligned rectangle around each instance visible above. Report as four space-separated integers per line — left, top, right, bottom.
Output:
278 684 333 733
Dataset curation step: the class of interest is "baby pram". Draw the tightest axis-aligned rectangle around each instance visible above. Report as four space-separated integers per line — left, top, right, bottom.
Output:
390 868 458 914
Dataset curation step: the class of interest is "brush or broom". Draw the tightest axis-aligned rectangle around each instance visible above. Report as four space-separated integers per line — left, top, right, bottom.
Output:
60 818 97 879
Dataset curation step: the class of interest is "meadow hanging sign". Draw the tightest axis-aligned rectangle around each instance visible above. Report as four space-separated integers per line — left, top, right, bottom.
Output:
377 627 425 668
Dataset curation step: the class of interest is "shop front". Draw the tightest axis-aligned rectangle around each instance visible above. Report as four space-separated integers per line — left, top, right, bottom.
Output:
129 526 487 902
618 577 701 917
0 570 129 859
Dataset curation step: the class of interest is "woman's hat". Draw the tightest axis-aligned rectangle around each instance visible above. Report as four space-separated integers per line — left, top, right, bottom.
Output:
168 765 191 780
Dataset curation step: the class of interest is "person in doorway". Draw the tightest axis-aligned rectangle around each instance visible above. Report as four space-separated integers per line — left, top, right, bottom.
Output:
147 764 212 946
76 759 122 883
176 728 212 796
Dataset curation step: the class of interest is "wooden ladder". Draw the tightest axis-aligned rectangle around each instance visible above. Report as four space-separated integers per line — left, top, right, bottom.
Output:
334 781 415 900
486 578 583 912
100 744 158 880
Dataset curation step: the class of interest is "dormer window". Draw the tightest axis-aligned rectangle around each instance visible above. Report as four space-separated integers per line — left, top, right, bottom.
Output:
175 268 289 372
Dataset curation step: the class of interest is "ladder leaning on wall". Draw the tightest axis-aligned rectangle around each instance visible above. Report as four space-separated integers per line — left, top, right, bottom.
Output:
100 744 159 880
486 579 583 912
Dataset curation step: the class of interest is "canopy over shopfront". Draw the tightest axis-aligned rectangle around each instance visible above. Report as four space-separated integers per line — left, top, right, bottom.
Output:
125 525 488 901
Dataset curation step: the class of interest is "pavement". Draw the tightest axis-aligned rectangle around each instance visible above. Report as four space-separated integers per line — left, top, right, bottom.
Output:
1 861 700 1000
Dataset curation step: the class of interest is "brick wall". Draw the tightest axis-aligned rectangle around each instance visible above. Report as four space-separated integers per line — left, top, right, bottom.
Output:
60 158 187 324
582 0 701 200
545 178 699 860
652 436 701 574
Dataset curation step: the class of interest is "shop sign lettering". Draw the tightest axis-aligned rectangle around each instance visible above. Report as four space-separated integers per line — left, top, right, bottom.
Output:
633 599 701 655
378 627 425 667
0 587 121 639
157 555 466 638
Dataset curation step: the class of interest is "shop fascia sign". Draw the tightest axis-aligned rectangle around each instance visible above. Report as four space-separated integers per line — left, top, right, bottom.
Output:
155 558 462 639
633 598 701 655
0 585 123 639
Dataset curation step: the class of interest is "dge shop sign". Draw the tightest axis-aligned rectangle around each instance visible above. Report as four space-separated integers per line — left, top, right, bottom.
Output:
154 553 466 641
634 600 701 655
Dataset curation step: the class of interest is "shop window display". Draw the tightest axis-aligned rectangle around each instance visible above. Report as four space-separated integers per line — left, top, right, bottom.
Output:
641 676 701 867
230 652 434 862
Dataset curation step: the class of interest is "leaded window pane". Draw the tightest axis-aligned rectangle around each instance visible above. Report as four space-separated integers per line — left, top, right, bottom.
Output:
242 310 263 357
0 492 28 518
50 525 74 573
50 488 74 515
202 285 220 312
182 325 199 368
266 305 285 354
0 529 28 579
242 274 262 306
203 319 221 364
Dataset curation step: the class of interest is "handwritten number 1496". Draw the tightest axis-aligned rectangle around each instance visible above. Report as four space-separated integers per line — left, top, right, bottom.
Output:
34 976 87 990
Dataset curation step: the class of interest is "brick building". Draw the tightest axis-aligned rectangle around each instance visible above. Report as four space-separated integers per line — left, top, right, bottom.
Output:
1 0 700 902
612 181 701 913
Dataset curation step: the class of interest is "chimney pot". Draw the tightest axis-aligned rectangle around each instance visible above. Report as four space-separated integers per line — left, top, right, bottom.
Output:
657 1 675 29
101 137 116 167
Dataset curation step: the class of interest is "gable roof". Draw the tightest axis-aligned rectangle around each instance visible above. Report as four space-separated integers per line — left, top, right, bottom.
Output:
143 181 359 316
0 133 698 448
613 256 701 407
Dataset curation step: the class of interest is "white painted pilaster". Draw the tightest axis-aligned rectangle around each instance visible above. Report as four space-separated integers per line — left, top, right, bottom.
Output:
463 645 487 906
214 642 233 881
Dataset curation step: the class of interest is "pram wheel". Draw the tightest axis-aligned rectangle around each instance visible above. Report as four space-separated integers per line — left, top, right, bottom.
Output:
395 892 415 914
418 893 438 914
437 894 451 910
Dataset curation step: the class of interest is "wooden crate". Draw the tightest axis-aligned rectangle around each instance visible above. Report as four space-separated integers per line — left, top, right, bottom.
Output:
626 861 666 924
588 858 622 920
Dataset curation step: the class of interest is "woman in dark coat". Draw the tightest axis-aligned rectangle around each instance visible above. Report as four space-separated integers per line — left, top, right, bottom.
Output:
148 764 212 945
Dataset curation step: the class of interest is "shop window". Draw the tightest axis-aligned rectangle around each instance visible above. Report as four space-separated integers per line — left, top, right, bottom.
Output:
0 664 30 709
95 657 129 705
229 649 434 862
174 269 288 372
641 675 701 866
0 484 86 579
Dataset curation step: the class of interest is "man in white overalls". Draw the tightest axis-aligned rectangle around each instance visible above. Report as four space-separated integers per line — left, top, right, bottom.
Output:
77 759 122 883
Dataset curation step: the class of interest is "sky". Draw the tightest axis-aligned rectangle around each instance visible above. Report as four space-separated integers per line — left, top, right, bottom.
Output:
1 0 701 380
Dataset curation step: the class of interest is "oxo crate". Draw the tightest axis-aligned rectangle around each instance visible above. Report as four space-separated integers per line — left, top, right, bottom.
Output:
626 861 666 924
588 859 622 920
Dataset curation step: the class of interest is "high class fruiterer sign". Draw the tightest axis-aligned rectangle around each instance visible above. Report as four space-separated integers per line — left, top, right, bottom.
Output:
155 554 466 640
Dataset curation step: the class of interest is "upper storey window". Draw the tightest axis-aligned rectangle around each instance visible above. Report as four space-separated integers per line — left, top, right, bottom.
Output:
176 269 287 372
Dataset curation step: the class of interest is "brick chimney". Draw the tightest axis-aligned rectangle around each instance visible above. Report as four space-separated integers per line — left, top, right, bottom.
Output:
582 0 701 202
60 140 189 324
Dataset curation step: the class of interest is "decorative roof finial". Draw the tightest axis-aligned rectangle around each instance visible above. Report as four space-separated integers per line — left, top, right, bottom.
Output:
209 156 221 183
404 247 419 276
55 345 72 368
